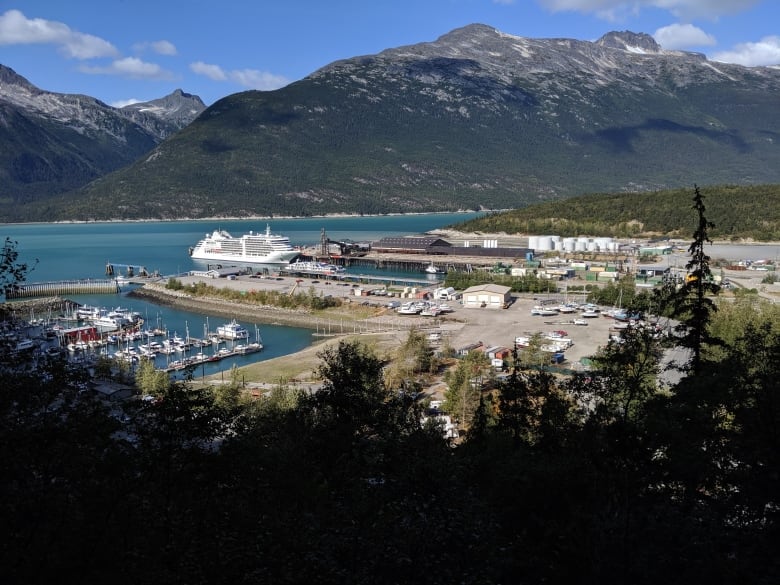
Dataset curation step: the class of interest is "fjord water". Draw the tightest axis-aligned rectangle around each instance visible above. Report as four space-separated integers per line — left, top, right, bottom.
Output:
5 213 479 374
5 214 478 281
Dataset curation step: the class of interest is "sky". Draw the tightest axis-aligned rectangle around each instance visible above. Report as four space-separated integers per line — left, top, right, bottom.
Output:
1 0 779 107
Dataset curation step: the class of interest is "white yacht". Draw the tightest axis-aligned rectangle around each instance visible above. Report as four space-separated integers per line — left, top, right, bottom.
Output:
287 260 346 275
216 319 249 340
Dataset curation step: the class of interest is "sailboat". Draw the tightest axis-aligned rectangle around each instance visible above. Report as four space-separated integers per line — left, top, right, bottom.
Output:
605 289 628 321
245 324 264 353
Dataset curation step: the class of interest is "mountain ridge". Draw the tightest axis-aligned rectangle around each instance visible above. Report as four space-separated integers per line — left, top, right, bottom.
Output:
0 64 205 209
4 24 780 221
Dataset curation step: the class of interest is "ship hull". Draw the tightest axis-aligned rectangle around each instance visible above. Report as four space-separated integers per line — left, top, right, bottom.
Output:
190 250 300 265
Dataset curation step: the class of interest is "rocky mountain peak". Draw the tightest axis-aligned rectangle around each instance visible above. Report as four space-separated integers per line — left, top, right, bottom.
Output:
0 64 42 97
596 31 662 53
120 89 206 127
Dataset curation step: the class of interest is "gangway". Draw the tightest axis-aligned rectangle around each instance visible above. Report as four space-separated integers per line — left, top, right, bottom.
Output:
105 262 151 278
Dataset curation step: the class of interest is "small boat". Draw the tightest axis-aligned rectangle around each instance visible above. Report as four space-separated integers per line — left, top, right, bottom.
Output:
288 260 346 275
397 302 422 315
425 262 445 274
531 306 558 317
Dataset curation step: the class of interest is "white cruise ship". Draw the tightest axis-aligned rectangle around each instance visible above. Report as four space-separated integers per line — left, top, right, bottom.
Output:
189 225 300 265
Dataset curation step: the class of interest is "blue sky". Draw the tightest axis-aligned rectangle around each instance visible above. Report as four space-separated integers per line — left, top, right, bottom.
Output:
1 0 778 107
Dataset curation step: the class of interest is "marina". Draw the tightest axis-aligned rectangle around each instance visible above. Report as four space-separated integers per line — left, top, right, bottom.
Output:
22 306 270 376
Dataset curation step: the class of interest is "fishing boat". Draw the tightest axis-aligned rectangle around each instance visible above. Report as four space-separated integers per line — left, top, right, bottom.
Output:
189 224 300 265
216 319 249 340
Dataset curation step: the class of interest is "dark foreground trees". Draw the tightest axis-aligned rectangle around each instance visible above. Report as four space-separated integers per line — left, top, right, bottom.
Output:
1 191 779 584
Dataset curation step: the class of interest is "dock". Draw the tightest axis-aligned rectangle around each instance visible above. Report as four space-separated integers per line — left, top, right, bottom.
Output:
6 279 120 299
277 267 439 288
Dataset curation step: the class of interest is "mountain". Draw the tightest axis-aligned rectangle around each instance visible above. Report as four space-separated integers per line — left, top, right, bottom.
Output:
119 89 207 132
11 24 780 221
0 65 204 213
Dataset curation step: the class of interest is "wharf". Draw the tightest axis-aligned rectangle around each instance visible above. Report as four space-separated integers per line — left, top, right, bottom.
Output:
277 267 439 288
6 279 120 299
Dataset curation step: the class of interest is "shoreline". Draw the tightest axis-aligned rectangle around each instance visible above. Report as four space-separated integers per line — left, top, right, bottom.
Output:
6 209 486 227
128 285 322 330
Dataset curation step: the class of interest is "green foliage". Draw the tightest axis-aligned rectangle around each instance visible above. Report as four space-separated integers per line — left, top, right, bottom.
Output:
444 270 558 293
455 183 780 241
385 329 437 389
0 237 35 307
443 350 491 426
670 185 722 373
164 278 342 311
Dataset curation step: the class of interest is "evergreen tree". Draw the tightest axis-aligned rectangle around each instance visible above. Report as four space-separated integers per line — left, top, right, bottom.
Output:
671 184 721 374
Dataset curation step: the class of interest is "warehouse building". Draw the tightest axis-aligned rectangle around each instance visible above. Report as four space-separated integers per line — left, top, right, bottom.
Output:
461 284 512 309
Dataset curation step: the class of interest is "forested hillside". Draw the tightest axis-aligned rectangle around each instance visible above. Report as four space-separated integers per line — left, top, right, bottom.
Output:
453 184 780 241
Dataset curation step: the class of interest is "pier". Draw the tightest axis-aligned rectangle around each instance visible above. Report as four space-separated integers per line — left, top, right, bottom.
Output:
5 279 121 299
277 267 441 288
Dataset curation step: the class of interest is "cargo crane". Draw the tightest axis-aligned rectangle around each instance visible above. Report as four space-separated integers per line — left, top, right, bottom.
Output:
319 227 370 257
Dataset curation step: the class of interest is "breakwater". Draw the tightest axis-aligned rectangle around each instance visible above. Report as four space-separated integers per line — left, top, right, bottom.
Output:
6 279 120 299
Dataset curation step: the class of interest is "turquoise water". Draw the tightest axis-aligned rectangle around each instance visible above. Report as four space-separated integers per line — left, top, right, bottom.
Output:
3 213 480 372
4 213 478 280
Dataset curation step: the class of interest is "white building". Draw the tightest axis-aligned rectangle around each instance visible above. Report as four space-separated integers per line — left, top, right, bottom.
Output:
461 284 512 309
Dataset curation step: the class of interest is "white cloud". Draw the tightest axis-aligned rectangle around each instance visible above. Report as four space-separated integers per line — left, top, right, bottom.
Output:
654 23 716 49
0 9 117 59
133 40 177 56
190 61 290 90
111 98 142 108
537 0 760 21
712 35 780 66
79 57 174 80
190 61 228 81
229 68 291 90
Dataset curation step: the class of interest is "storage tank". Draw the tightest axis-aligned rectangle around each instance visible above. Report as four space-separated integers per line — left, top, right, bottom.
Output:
537 236 554 251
